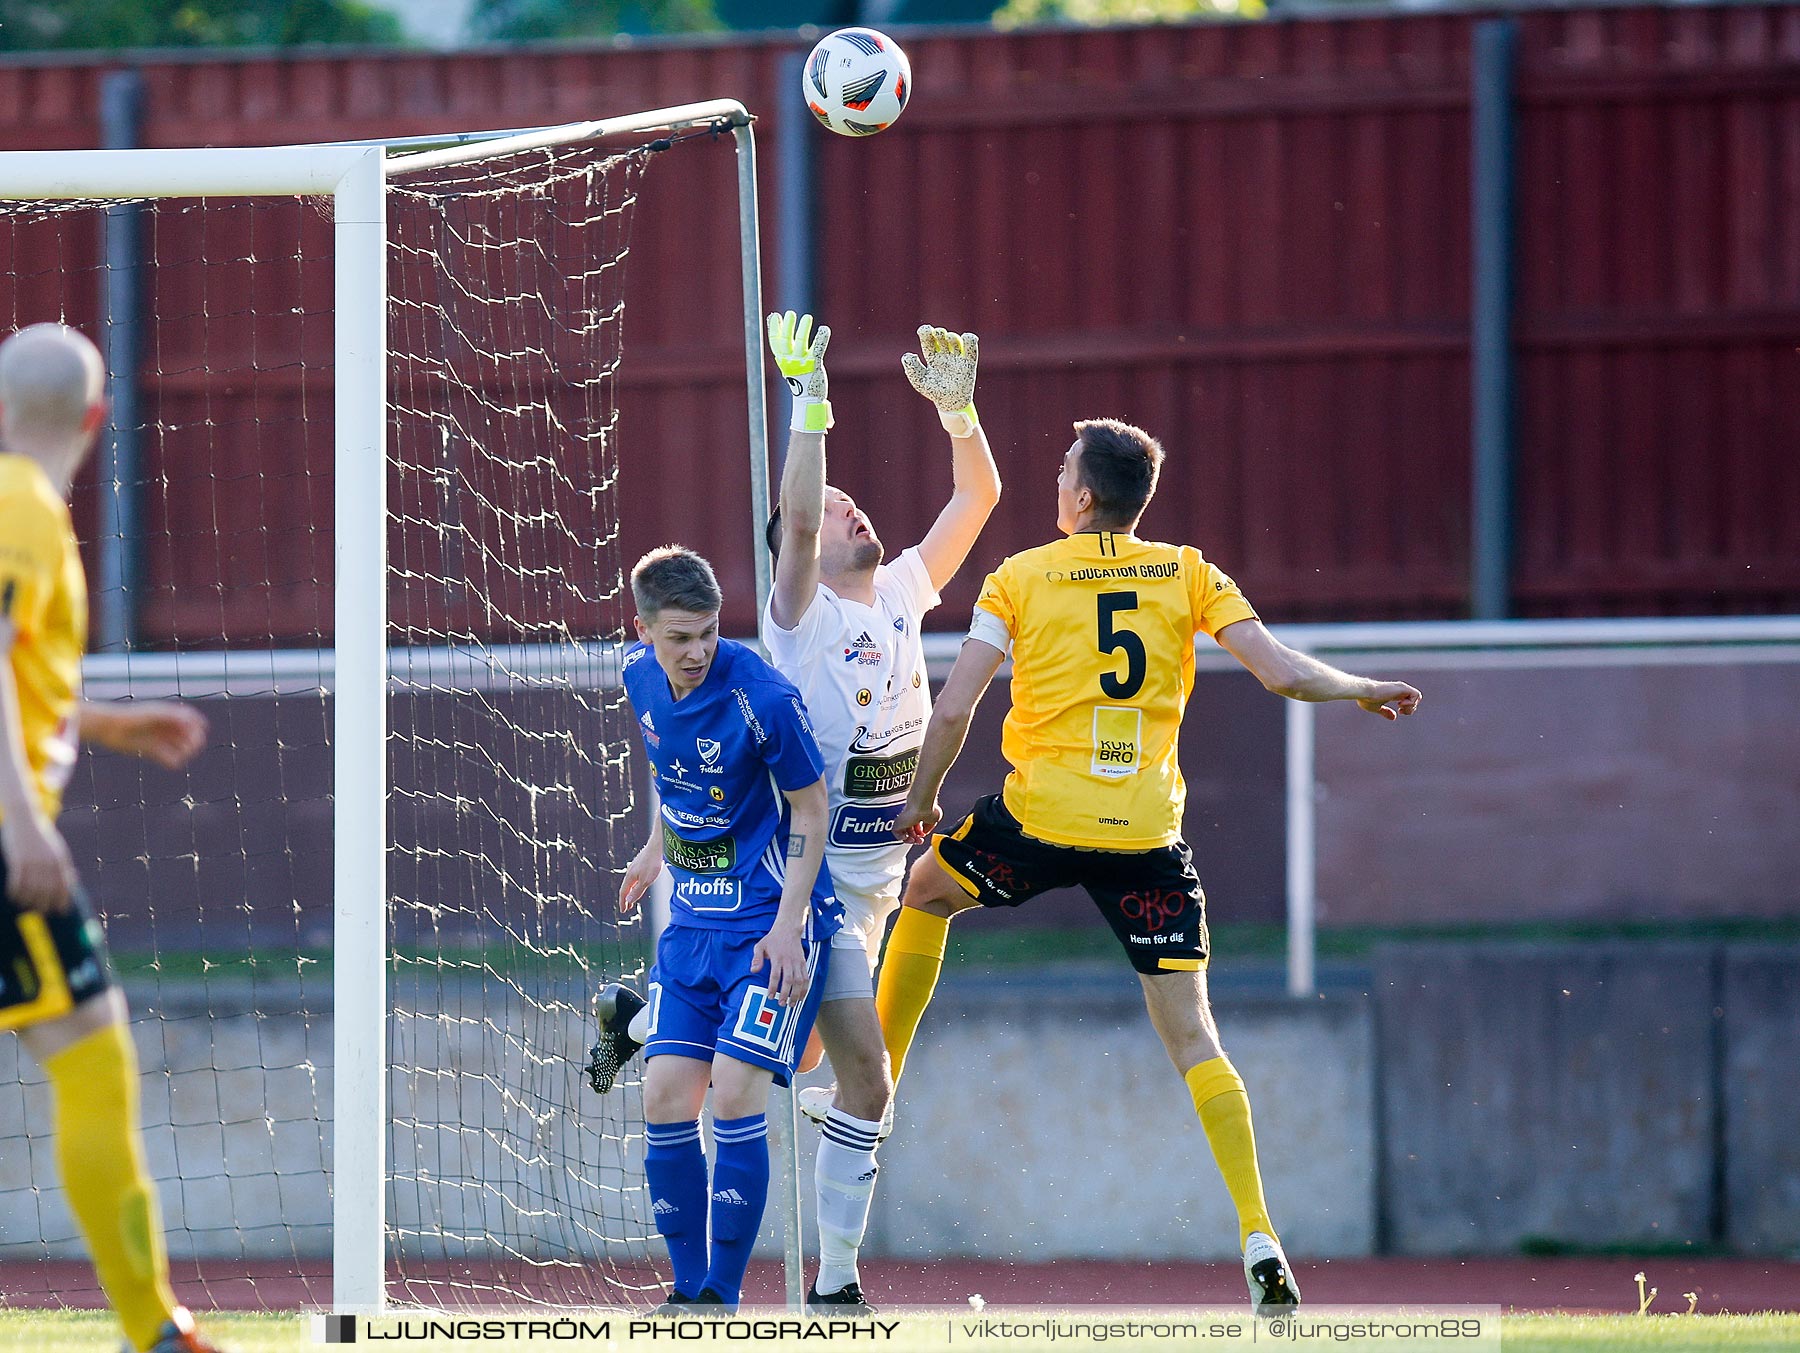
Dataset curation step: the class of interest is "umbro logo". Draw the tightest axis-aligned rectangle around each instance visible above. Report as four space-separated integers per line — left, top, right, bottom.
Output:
652 1198 677 1215
711 1188 748 1206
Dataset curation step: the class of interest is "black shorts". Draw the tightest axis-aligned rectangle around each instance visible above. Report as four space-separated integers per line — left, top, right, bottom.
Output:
0 849 115 1032
931 794 1210 975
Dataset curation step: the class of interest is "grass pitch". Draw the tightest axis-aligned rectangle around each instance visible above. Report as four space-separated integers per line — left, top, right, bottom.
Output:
5 1310 1800 1353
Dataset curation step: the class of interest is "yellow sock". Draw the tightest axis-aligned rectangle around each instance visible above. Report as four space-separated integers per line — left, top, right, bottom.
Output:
1185 1056 1276 1249
874 908 950 1089
44 1022 179 1352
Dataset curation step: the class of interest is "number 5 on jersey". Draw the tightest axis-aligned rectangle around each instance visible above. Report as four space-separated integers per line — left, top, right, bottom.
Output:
1094 590 1145 777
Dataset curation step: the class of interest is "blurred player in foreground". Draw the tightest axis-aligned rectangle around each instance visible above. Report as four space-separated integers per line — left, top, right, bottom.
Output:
878 418 1422 1317
0 324 220 1353
760 311 1000 1311
599 546 842 1314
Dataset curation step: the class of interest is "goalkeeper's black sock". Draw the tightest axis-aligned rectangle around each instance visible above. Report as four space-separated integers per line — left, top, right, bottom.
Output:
702 1113 769 1308
643 1119 708 1299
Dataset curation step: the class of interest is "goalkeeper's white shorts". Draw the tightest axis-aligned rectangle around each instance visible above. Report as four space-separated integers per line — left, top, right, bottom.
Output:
819 881 899 1003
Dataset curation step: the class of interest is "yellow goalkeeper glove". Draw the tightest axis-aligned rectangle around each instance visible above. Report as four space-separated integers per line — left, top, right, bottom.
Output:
766 310 832 433
902 325 979 438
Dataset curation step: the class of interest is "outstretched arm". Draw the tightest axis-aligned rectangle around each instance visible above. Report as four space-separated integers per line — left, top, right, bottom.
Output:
1215 620 1421 719
766 311 832 631
904 326 1002 592
894 636 1006 842
79 698 207 769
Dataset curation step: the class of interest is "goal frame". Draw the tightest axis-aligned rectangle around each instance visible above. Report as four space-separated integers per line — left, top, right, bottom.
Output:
0 98 788 1314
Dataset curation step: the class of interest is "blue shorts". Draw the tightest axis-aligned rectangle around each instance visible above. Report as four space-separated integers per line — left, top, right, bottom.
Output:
642 923 830 1087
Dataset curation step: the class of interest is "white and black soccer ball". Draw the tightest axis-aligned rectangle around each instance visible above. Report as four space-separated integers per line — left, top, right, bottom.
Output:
802 27 911 138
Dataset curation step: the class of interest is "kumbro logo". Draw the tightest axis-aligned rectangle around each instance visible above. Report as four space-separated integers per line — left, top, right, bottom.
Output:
1091 706 1144 778
830 803 902 850
661 822 735 873
844 747 919 800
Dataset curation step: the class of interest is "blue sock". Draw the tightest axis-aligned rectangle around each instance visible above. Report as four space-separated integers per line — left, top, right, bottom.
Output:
703 1113 770 1306
644 1119 708 1298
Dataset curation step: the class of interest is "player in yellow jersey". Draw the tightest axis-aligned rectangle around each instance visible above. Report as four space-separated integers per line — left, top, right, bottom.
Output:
879 417 1421 1317
0 323 225 1353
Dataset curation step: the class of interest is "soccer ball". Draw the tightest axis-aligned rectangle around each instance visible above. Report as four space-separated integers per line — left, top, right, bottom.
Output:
802 27 911 138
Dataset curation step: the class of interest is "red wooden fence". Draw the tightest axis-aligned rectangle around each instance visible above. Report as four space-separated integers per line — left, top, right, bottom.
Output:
0 7 1793 642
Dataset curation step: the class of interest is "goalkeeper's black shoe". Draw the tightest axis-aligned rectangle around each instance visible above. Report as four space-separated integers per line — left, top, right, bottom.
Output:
1244 1231 1301 1319
807 1279 877 1316
586 983 646 1094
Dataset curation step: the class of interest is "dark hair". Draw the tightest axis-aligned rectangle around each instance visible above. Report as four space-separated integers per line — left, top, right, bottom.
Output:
1072 418 1163 528
631 545 722 618
765 507 783 560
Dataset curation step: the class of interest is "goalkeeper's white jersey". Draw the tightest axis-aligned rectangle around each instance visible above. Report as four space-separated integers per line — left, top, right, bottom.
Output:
761 547 939 914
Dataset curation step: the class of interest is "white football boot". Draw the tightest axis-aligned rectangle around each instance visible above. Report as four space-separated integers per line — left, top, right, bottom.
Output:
1243 1231 1301 1318
796 1084 895 1141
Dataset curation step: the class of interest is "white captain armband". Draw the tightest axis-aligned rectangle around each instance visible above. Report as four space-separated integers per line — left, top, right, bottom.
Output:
966 606 1012 657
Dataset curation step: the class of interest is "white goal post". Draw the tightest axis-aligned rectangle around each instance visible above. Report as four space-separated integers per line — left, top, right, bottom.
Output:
0 98 796 1315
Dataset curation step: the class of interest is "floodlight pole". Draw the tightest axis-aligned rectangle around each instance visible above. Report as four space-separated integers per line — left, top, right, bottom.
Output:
332 145 390 1313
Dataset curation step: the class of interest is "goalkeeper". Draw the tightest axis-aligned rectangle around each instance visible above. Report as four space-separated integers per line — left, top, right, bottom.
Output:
0 324 221 1353
758 311 1000 1311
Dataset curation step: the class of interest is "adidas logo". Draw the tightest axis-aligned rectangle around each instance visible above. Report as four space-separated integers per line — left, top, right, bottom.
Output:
652 1198 676 1215
711 1188 748 1206
641 713 655 731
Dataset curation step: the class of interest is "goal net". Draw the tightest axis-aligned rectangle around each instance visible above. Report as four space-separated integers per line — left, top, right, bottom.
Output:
0 112 754 1316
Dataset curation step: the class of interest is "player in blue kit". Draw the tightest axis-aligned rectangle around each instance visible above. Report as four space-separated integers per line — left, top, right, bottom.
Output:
601 546 841 1315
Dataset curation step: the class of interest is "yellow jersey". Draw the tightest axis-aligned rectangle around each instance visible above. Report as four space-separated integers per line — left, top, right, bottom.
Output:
0 454 85 822
972 530 1257 850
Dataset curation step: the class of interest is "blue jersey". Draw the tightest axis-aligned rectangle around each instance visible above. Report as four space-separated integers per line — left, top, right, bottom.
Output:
623 638 841 937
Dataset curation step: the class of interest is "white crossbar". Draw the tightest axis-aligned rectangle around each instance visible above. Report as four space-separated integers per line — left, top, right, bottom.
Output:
0 145 369 200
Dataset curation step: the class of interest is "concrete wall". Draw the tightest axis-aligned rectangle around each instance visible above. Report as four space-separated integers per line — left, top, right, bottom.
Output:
0 977 1369 1265
1721 950 1800 1254
4 948 1795 1265
827 977 1375 1262
1374 945 1717 1254
1374 944 1800 1257
0 984 334 1262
